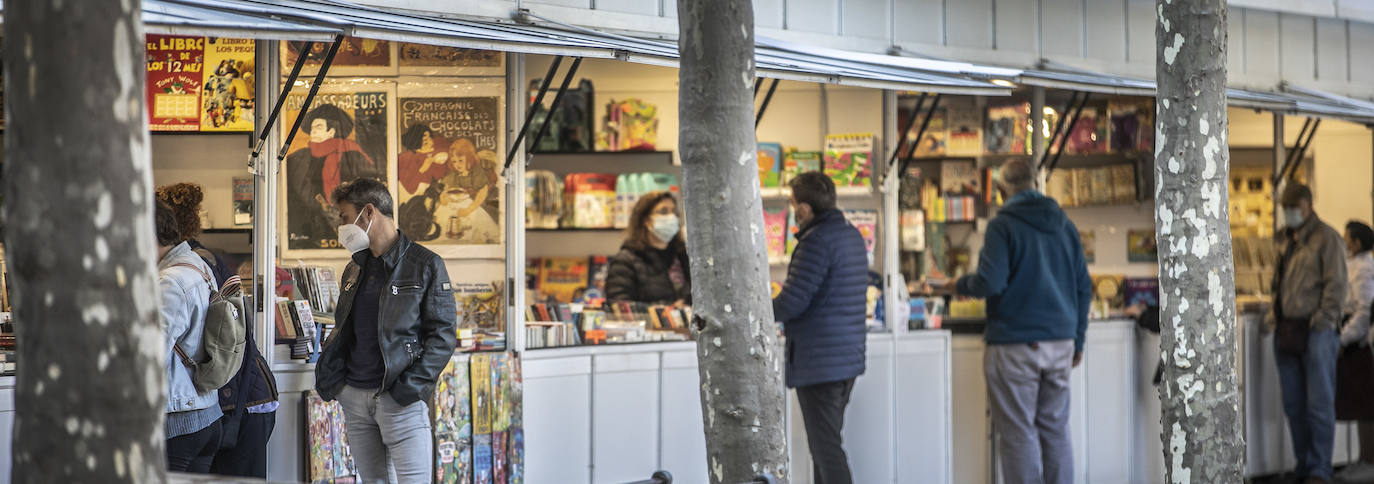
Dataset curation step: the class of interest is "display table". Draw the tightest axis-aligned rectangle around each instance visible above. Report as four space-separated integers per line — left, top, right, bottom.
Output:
524 331 955 484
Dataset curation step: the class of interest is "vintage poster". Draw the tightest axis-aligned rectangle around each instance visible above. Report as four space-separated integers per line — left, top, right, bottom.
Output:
200 38 255 132
396 87 505 254
398 43 504 76
1127 229 1159 263
433 356 472 484
281 84 396 253
455 281 505 333
146 35 205 131
471 354 494 484
282 37 397 76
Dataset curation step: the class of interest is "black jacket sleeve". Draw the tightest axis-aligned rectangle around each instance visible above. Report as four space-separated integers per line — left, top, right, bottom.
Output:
391 255 458 406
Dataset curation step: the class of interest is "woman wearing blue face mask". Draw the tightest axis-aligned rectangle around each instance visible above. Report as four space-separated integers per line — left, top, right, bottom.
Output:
605 191 692 306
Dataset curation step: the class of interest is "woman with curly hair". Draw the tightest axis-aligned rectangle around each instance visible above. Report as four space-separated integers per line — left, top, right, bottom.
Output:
155 182 280 478
156 183 233 285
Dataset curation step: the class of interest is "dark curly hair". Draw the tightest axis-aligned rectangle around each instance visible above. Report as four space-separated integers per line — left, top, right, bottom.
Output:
155 183 205 240
155 200 182 247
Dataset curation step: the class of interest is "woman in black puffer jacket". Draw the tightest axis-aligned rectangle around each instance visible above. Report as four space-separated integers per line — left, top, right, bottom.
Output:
605 191 692 305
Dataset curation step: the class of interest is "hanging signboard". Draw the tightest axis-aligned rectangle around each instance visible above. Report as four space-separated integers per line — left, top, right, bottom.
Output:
145 35 255 133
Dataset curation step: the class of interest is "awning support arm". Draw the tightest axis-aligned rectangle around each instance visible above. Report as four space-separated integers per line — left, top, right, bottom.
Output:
897 93 943 180
250 40 315 174
505 55 565 172
882 92 927 183
1277 117 1320 184
1046 92 1091 174
1038 91 1080 171
275 34 345 164
524 57 583 166
754 78 764 100
755 78 781 128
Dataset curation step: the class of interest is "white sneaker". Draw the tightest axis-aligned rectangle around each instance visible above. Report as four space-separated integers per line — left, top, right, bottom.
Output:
1341 462 1374 482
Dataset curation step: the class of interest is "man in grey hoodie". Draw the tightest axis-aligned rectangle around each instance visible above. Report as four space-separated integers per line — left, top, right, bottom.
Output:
956 160 1091 484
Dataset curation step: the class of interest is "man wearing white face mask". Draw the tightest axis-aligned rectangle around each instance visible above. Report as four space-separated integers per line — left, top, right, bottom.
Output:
313 178 458 483
1268 182 1348 484
605 191 692 306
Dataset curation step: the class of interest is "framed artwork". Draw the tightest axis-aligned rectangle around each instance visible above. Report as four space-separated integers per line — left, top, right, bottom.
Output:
279 81 398 257
396 81 506 259
398 44 505 76
281 37 398 76
1128 229 1159 263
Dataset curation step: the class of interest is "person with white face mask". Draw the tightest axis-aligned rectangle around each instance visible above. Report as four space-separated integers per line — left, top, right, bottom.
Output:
313 178 458 484
1268 182 1349 484
605 191 692 306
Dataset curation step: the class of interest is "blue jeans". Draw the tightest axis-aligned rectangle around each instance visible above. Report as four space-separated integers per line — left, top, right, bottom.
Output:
1275 328 1340 481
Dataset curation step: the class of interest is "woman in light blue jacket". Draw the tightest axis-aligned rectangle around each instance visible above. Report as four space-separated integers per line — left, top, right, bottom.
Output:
155 200 222 472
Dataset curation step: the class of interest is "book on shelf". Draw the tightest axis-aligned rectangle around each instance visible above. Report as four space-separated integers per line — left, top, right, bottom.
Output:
471 354 494 484
275 299 298 342
909 108 947 158
823 133 874 187
232 176 253 226
946 100 984 156
782 150 822 185
842 209 878 265
757 142 783 188
763 207 787 261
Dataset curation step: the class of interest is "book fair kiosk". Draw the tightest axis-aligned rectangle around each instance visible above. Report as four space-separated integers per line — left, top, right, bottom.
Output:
0 2 1373 483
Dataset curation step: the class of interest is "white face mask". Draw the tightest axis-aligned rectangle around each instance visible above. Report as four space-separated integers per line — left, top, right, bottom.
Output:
651 214 680 242
1284 208 1305 229
338 208 373 253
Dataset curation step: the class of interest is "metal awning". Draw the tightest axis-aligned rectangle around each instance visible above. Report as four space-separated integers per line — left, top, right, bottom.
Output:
1010 63 1374 124
155 0 1012 94
143 0 339 41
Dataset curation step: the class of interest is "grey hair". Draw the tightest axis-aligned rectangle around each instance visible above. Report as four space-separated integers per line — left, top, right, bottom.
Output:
999 159 1035 193
332 178 394 218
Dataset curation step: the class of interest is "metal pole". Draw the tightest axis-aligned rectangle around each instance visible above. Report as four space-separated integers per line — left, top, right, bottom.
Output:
884 92 928 182
1274 114 1286 235
505 55 564 171
1031 86 1046 188
897 94 943 177
1047 93 1091 174
250 40 313 168
754 78 781 128
1040 91 1079 170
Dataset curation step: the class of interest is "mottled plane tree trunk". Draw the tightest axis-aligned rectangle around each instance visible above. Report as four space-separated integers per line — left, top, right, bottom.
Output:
677 0 790 482
1155 0 1246 481
5 1 167 482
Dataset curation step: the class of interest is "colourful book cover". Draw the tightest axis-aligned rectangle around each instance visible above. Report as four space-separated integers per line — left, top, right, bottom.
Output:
471 354 493 484
1123 277 1161 307
946 101 984 156
507 353 525 484
758 142 783 188
763 207 787 261
782 150 822 184
1127 229 1159 263
586 255 611 300
843 210 879 266
492 431 509 484
785 204 799 256
939 160 980 196
455 280 505 333
823 133 874 187
539 258 590 303
433 356 472 484
909 108 947 158
985 103 1029 155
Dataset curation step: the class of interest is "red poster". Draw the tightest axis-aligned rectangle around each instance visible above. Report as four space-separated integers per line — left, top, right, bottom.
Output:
146 35 205 131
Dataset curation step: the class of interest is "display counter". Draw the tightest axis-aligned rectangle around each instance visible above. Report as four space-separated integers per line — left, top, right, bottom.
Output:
523 331 954 484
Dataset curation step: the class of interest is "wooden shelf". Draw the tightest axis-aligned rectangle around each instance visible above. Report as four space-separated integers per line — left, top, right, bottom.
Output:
203 228 252 234
526 228 623 233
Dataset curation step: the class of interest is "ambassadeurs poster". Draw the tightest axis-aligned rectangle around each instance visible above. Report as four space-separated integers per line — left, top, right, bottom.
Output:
145 35 255 132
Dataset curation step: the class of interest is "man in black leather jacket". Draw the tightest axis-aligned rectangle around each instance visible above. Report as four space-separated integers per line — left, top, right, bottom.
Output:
314 178 457 483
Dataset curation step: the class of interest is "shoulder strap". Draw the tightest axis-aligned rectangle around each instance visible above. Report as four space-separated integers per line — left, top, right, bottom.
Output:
168 263 213 371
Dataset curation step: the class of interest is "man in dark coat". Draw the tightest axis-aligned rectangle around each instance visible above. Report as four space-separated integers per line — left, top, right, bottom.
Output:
286 103 380 249
772 172 869 484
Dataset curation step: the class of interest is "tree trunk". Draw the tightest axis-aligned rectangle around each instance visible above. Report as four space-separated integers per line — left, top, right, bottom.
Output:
677 1 790 482
1155 0 1246 481
5 1 167 481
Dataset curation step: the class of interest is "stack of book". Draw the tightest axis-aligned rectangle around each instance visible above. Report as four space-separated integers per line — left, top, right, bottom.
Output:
275 298 321 362
605 302 692 332
285 266 341 315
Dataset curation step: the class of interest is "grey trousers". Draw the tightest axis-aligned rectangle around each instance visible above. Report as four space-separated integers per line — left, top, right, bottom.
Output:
337 385 434 484
985 340 1075 484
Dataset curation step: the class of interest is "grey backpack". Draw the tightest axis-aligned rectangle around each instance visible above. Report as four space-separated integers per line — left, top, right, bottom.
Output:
172 263 247 392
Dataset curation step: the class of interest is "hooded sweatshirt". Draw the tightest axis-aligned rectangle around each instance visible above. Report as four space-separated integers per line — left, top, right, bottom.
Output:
956 191 1092 352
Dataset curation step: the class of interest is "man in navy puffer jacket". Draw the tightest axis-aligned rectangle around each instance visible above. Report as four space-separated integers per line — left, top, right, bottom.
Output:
956 159 1091 484
773 172 869 484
